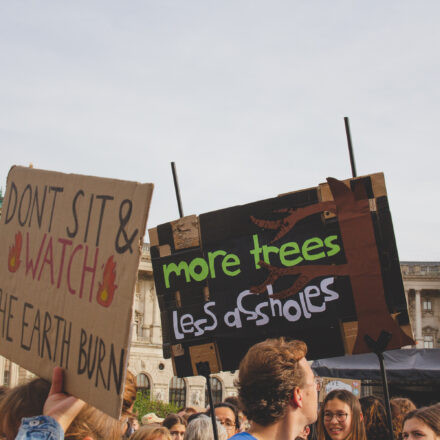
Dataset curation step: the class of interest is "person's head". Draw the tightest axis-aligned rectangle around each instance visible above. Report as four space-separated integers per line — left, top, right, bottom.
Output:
317 389 366 440
403 405 440 440
123 371 137 415
130 425 172 440
236 337 316 427
0 377 50 439
359 396 390 440
391 398 417 440
184 415 227 440
177 408 197 423
64 404 123 440
162 414 187 440
206 403 239 438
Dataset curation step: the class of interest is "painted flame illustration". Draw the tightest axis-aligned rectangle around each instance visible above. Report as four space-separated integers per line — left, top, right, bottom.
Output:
96 256 117 307
8 232 22 273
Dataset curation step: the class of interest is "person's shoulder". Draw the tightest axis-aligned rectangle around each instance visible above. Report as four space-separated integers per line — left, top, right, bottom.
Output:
230 433 257 439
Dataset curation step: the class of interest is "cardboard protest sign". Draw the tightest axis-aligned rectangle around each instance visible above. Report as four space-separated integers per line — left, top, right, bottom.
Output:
318 377 361 403
149 173 414 377
0 166 153 418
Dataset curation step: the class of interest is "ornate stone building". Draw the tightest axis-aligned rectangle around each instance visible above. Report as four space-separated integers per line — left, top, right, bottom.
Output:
1 250 438 405
401 262 440 349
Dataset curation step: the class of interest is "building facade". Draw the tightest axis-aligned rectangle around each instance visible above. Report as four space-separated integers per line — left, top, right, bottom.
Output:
401 262 440 349
1 250 438 405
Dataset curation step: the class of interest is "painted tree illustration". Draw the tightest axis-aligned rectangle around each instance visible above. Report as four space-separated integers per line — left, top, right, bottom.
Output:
250 177 414 354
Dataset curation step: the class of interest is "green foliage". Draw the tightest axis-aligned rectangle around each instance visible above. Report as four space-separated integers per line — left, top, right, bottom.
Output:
133 391 180 420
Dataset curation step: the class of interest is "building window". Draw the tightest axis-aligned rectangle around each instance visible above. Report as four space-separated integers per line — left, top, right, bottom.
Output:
169 377 186 407
137 373 150 399
424 335 434 349
205 377 222 406
423 299 432 311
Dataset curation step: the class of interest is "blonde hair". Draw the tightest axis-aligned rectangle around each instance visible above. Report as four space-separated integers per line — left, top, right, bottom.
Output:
130 425 172 440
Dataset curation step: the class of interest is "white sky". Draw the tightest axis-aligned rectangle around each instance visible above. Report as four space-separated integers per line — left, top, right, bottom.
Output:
1 1 439 261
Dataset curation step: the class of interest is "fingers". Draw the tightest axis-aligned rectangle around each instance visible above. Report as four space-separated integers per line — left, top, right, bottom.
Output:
49 366 64 396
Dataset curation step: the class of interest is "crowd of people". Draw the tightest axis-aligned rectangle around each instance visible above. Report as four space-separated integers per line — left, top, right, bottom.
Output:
0 337 438 440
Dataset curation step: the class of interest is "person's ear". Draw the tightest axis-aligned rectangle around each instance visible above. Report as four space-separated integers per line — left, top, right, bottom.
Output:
291 387 303 408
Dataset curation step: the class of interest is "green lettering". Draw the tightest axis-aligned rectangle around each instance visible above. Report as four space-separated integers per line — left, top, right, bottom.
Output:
262 244 279 264
222 254 241 276
302 237 325 261
279 242 303 267
208 250 227 278
163 261 191 289
325 235 341 257
249 234 264 269
189 258 209 282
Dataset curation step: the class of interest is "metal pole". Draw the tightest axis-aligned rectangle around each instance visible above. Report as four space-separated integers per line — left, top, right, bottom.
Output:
344 117 357 178
197 361 219 440
377 352 395 440
171 162 184 218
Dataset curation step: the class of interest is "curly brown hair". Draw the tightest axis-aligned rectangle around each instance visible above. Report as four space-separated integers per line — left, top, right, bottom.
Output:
390 397 416 440
235 337 307 426
359 396 390 440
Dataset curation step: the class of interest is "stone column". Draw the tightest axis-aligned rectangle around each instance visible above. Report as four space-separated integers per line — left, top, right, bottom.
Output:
151 288 162 344
142 288 151 340
0 356 5 386
10 362 20 386
415 290 423 347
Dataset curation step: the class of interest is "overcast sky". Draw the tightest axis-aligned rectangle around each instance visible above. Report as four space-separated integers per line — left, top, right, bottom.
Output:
1 1 439 261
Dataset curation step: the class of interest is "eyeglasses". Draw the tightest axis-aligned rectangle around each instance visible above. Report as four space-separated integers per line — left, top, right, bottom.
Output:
324 412 349 422
216 418 236 430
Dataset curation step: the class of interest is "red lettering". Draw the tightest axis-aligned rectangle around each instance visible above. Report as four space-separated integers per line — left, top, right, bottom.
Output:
38 236 54 284
26 232 47 280
57 238 73 289
67 244 83 295
79 246 99 302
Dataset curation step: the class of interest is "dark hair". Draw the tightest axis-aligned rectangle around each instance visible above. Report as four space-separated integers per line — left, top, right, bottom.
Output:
163 414 187 429
206 403 240 429
391 397 416 440
235 337 307 426
359 396 390 440
403 405 440 437
317 389 366 440
224 396 239 408
0 378 50 439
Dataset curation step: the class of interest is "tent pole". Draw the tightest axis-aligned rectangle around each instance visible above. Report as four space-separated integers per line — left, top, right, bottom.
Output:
364 331 394 440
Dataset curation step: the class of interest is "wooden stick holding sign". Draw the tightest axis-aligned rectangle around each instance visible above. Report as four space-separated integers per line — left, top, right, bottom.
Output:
0 166 153 418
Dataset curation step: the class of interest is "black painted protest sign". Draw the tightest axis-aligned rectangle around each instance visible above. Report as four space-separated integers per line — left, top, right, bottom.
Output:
149 173 414 377
0 166 153 418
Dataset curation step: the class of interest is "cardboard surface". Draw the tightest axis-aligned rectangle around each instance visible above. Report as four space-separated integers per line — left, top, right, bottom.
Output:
0 166 153 418
318 377 362 402
149 173 414 377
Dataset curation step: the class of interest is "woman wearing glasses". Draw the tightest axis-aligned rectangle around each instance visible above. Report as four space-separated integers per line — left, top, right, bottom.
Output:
317 389 366 440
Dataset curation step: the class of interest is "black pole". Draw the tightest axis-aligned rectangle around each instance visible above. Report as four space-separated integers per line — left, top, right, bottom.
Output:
364 331 394 440
196 362 219 440
377 351 395 440
171 162 184 218
344 117 357 178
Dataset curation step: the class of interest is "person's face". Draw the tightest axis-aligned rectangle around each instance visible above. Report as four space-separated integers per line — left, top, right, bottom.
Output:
215 406 238 438
323 398 353 440
169 423 185 440
298 358 319 424
403 417 440 440
132 419 140 431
